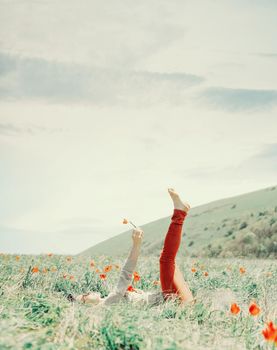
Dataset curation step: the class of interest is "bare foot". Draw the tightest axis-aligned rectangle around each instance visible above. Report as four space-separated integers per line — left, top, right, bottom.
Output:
168 188 190 213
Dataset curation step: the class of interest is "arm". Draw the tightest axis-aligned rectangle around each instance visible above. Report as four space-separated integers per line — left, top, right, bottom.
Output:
114 243 141 294
103 228 143 305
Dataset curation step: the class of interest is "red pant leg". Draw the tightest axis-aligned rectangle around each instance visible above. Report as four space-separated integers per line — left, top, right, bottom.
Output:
159 209 187 298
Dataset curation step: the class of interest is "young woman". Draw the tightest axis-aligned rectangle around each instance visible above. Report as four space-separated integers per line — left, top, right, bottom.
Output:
70 188 194 307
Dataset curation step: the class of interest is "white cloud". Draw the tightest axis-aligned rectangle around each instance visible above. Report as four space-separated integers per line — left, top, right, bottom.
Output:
0 0 186 66
0 52 204 106
197 87 277 112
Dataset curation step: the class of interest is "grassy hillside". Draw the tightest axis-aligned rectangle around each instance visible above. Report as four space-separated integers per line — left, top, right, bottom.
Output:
80 186 277 259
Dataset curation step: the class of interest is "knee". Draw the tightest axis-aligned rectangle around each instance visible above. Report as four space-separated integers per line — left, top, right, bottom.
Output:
159 254 166 264
159 251 166 263
159 253 174 264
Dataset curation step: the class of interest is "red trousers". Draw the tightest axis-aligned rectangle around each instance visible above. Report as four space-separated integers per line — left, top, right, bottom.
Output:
159 209 187 298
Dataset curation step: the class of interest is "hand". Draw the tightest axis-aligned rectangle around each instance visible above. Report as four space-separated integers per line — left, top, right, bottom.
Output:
132 228 143 246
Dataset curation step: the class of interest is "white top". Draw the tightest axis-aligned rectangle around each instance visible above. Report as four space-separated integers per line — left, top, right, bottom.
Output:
124 289 165 306
102 253 164 307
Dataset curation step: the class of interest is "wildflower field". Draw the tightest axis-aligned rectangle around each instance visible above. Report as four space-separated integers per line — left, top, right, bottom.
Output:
0 253 276 350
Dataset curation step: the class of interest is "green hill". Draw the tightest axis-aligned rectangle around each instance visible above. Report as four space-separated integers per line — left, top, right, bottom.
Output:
80 186 277 258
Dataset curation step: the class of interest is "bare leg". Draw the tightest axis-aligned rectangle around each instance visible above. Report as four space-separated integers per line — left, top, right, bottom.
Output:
173 264 193 303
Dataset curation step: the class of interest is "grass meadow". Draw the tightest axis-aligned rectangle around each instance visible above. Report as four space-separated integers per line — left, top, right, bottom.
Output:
0 253 276 350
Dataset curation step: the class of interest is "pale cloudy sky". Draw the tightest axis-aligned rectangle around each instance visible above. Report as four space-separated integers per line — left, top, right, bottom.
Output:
0 0 276 254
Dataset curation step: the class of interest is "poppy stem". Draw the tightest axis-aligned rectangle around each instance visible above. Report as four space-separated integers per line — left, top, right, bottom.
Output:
129 221 137 228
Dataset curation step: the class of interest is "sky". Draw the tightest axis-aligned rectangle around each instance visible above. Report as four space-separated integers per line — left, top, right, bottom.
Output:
0 0 276 254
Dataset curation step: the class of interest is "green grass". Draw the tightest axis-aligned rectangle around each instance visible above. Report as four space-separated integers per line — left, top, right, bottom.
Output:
80 185 277 259
0 254 276 349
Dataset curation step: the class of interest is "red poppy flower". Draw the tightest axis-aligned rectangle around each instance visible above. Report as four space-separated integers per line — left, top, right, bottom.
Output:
127 285 135 292
123 218 128 224
32 266 39 273
99 274 106 280
204 271 209 277
191 267 197 273
239 267 246 274
90 260 95 268
47 253 53 257
63 274 67 279
15 256 20 261
104 265 112 273
133 271 140 282
249 302 260 316
230 303 240 315
262 321 277 344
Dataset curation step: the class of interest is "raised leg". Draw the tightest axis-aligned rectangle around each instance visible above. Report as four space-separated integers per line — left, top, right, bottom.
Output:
159 208 187 296
159 188 193 302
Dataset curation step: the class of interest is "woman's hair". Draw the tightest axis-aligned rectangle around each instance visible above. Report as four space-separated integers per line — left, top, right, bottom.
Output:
67 293 76 302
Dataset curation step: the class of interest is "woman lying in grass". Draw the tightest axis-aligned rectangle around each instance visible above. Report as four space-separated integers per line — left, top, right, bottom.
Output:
69 188 194 307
